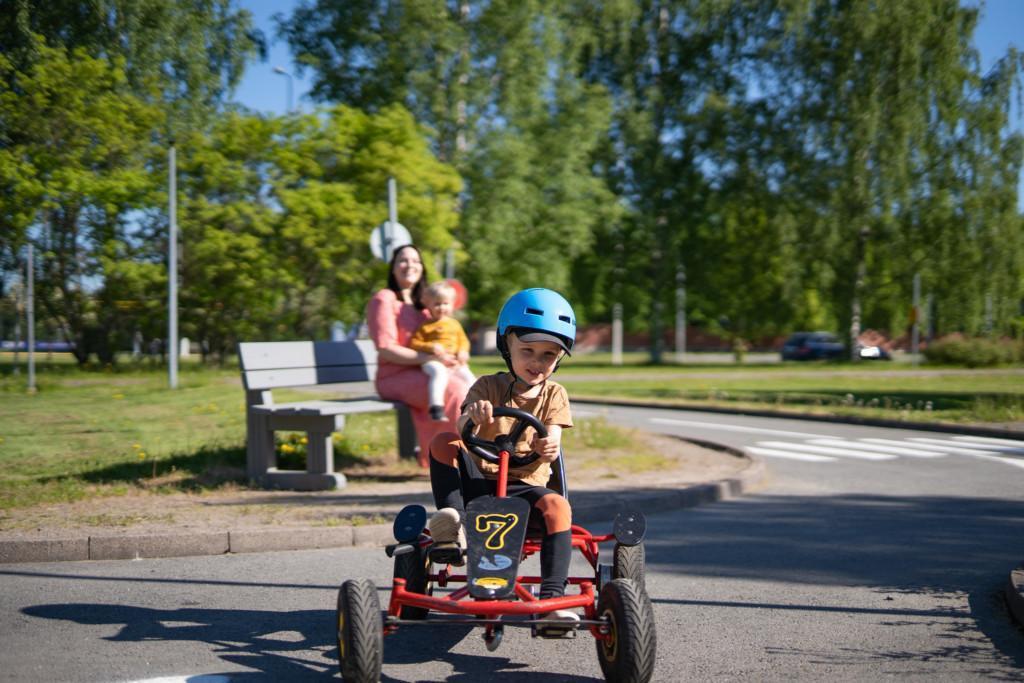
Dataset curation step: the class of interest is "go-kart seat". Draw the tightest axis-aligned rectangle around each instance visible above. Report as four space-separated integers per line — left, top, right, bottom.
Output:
457 448 569 501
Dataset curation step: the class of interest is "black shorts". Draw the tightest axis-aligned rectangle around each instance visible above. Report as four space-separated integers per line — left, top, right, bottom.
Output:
457 448 557 508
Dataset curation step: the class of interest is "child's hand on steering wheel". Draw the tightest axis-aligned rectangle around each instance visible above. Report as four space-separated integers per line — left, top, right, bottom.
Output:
465 399 494 429
531 427 562 463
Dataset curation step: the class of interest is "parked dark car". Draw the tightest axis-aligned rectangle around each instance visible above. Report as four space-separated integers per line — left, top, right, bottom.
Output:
780 331 845 361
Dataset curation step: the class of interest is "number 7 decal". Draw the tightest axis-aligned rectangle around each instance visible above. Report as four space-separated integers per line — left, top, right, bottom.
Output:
475 513 520 550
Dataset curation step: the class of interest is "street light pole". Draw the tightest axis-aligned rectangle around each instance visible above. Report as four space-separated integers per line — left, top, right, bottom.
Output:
168 142 178 389
27 243 35 393
273 66 294 113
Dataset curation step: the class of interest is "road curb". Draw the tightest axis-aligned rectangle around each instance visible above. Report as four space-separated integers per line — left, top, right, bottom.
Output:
0 444 765 565
573 396 1024 438
1007 565 1024 630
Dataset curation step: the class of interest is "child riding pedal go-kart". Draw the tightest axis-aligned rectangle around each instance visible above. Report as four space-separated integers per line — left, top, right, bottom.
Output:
335 289 656 683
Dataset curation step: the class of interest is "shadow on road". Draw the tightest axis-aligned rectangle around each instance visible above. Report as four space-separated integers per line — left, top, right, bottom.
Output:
644 491 1024 672
23 603 336 679
22 602 601 682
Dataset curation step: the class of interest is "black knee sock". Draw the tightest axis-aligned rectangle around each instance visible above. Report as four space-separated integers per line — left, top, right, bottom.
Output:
429 454 464 511
539 530 572 599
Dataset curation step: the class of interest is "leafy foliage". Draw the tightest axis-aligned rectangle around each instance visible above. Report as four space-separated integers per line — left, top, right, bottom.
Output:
171 106 462 358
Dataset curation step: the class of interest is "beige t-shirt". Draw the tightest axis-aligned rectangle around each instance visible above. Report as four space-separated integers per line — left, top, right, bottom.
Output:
461 373 573 487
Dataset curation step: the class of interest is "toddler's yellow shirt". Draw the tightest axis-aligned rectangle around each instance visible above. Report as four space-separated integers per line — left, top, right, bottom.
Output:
409 317 471 355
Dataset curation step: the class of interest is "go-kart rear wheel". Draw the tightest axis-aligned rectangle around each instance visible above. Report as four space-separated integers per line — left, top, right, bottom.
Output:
595 578 656 683
393 546 432 619
613 541 646 591
336 578 383 683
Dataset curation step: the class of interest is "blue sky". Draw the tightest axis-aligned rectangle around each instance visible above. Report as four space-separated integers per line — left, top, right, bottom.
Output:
232 0 1024 198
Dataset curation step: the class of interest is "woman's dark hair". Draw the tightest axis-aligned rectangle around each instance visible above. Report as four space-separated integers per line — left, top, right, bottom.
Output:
386 244 428 309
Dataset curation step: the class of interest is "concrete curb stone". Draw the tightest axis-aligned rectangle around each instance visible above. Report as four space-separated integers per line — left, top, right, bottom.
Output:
89 532 229 561
0 537 89 563
1007 565 1024 630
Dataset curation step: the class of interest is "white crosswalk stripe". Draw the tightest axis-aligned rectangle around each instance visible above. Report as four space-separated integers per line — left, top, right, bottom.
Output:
952 435 1024 448
645 416 1024 469
806 438 945 458
756 440 897 460
746 446 837 462
860 438 966 454
908 437 1024 455
966 452 1024 469
743 436 1024 469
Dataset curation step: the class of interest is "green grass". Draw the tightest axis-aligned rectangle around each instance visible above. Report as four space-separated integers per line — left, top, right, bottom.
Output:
0 360 414 510
2 353 1020 511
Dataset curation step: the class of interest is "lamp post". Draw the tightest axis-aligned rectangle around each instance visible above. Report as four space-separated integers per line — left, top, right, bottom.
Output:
168 141 178 389
273 66 294 113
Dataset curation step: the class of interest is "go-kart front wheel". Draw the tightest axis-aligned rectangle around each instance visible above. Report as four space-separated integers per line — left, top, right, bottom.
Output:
336 578 383 683
613 541 646 591
393 545 432 620
595 578 656 683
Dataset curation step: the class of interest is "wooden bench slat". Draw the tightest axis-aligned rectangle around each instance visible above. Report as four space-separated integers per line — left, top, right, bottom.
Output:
239 339 378 371
243 364 378 390
251 399 399 416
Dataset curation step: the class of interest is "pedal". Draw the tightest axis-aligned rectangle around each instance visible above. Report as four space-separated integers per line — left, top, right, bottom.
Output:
532 623 578 639
428 544 465 566
385 542 415 558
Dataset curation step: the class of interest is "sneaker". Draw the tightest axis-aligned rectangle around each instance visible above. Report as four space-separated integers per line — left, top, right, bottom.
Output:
428 507 465 566
429 405 447 421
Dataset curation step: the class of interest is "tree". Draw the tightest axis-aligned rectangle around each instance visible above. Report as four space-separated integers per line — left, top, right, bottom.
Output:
0 0 263 133
0 40 162 364
281 0 620 324
0 1 263 360
171 105 462 359
784 0 1024 353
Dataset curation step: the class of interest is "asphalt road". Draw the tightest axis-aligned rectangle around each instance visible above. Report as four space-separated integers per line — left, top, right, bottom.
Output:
1 405 1023 681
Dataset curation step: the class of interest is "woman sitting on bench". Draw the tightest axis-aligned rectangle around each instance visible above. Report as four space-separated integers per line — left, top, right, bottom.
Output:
366 244 472 467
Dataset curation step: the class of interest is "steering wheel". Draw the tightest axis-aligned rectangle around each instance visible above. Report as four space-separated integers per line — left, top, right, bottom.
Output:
460 406 547 468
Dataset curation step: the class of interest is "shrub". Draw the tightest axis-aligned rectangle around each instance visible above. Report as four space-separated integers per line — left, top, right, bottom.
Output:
923 335 1023 367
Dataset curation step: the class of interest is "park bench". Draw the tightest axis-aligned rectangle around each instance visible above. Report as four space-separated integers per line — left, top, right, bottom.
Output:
238 340 418 491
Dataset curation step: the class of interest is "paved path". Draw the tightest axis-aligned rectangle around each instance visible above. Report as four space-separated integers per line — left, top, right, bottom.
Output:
1 405 1021 681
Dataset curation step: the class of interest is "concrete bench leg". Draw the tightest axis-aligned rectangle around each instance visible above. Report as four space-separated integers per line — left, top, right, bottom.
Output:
306 430 334 474
246 411 276 480
395 403 419 461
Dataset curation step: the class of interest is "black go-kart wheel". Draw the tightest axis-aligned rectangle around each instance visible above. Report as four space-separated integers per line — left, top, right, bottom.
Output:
394 545 433 620
612 541 646 591
336 578 383 683
595 578 656 683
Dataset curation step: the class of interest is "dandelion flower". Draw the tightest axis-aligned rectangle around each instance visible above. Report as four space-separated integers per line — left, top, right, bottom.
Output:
132 443 141 450
300 436 308 445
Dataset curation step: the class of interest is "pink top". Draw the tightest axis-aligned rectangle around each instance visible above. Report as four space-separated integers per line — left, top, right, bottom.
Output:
366 288 431 380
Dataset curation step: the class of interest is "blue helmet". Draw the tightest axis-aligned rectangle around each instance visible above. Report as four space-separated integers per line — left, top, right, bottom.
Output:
497 288 577 358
